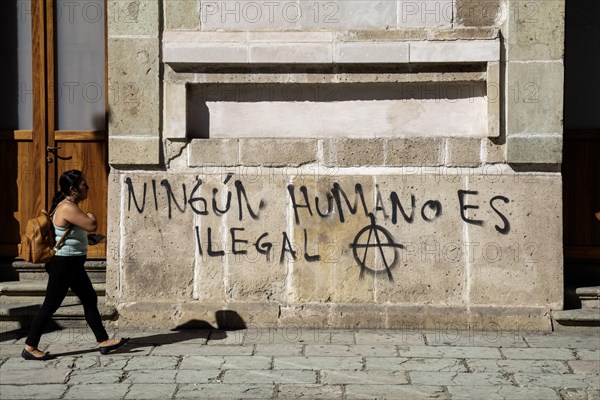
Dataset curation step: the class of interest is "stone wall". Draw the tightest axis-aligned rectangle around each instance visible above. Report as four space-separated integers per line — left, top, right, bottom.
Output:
107 0 565 330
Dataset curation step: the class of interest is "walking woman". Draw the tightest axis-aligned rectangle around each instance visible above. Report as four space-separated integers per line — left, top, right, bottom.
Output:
22 170 127 360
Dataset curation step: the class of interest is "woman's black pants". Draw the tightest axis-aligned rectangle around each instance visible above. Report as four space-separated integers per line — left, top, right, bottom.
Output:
25 255 109 348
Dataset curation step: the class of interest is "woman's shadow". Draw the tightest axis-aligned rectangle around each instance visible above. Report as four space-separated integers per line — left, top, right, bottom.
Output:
49 310 246 357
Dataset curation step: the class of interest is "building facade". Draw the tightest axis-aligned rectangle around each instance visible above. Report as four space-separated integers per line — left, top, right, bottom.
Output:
106 0 565 330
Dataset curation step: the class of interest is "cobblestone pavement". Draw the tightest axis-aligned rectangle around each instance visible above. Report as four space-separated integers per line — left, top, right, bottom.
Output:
0 326 598 399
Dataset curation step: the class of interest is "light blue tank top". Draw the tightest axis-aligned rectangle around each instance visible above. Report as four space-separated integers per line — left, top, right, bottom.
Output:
54 225 88 256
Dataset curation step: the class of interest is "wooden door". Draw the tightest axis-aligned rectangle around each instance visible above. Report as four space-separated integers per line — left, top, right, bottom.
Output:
563 1 600 274
0 0 108 260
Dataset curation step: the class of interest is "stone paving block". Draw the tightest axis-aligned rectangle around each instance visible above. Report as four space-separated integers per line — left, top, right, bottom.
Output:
321 370 409 384
124 369 178 384
175 383 275 399
64 383 130 399
568 360 600 375
243 328 335 345
524 333 600 349
273 356 363 370
514 373 600 388
125 384 177 399
466 359 571 374
559 388 600 400
345 384 446 400
0 368 70 384
74 356 130 370
304 344 397 357
425 331 527 347
1 356 76 371
67 369 124 384
221 355 272 370
365 357 467 372
179 355 224 370
151 343 253 356
0 384 68 400
253 344 304 356
124 355 179 370
277 384 344 399
575 348 600 361
223 369 317 384
501 347 575 360
175 369 221 383
447 385 561 400
409 371 511 386
354 330 425 346
397 345 502 359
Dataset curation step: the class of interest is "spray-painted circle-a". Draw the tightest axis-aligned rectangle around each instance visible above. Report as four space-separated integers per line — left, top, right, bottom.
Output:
350 214 403 281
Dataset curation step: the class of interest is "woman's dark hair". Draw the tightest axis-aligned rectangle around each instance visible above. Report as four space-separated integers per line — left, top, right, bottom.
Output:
50 170 84 213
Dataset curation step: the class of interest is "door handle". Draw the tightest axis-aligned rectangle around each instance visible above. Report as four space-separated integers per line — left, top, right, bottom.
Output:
46 146 72 161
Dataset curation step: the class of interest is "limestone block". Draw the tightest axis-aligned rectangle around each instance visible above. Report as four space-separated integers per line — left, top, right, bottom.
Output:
105 168 122 304
455 0 504 27
239 139 317 167
164 84 187 139
410 40 500 62
336 30 428 42
249 43 333 64
164 0 200 30
506 135 562 164
221 303 281 327
458 174 562 309
386 305 470 330
428 27 499 40
334 42 409 64
248 31 333 43
300 0 397 30
108 38 159 137
373 174 468 305
164 140 189 170
163 44 248 64
120 174 196 301
322 139 385 167
213 175 289 303
506 0 565 61
446 138 482 167
385 138 444 167
506 62 564 136
116 302 181 329
277 304 331 327
199 0 302 31
108 0 159 36
469 306 553 331
487 62 500 138
188 139 240 167
289 176 377 304
109 137 160 165
330 305 386 328
398 0 454 28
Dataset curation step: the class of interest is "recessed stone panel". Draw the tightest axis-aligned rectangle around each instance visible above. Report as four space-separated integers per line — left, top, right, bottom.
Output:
120 174 196 301
459 174 562 308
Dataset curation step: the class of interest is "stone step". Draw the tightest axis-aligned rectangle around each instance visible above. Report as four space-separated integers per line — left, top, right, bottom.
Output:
576 286 600 309
0 296 117 331
552 308 600 328
0 260 106 283
0 281 105 296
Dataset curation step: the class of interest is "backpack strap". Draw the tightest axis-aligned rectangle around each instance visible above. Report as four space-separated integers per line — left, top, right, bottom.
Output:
53 225 74 252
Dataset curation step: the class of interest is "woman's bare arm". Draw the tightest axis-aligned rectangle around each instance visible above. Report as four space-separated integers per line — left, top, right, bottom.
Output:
55 203 97 232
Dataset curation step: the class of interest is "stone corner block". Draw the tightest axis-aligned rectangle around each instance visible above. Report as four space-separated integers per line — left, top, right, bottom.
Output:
239 139 317 167
506 135 562 164
164 0 200 31
109 136 161 165
505 0 565 61
164 84 187 139
410 39 500 62
108 0 160 37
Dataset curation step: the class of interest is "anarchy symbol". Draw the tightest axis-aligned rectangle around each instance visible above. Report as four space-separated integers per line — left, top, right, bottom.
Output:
350 213 403 282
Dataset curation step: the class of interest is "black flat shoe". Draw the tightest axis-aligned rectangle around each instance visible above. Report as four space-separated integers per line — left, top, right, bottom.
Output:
21 348 52 361
99 338 129 355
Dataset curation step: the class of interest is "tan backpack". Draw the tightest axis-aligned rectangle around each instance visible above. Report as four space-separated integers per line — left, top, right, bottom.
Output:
19 210 71 263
